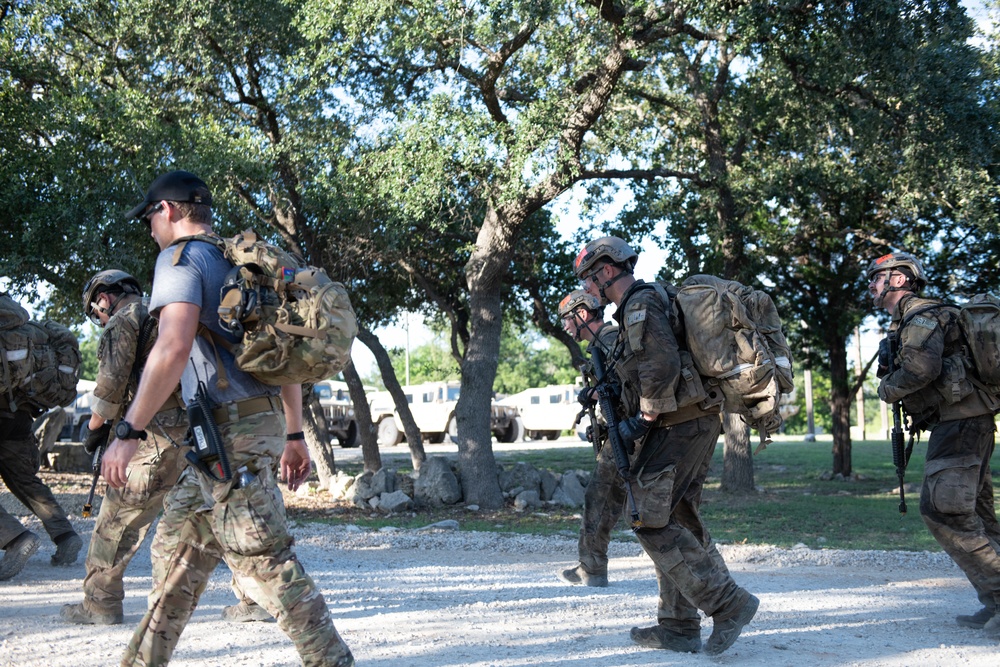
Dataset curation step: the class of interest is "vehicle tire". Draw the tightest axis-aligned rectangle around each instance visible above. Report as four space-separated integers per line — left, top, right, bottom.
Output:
544 430 561 441
447 415 458 444
377 418 402 446
498 418 521 443
76 420 89 443
338 421 360 448
426 432 445 444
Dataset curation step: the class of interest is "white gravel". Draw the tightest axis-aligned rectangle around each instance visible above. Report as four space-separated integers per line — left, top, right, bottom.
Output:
2 512 998 667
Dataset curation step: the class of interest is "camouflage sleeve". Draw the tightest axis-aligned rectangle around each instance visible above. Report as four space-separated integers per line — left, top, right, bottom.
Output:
878 313 945 404
91 313 141 421
623 290 681 415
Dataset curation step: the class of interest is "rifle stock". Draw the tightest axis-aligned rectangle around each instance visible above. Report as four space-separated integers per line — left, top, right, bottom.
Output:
590 347 643 531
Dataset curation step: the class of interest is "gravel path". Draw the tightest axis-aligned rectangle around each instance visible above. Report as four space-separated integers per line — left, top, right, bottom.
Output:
2 511 999 667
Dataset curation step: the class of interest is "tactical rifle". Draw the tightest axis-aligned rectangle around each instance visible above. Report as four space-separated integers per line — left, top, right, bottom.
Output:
589 346 643 531
573 365 603 457
81 423 112 518
887 333 908 515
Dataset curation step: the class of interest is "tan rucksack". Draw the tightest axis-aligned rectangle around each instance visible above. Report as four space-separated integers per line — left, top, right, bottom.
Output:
0 294 81 413
171 231 357 386
654 275 794 444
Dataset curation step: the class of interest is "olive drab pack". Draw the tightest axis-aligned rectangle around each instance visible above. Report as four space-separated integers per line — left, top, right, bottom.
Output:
900 294 1000 401
957 294 1000 395
0 293 81 412
171 230 357 386
657 275 794 444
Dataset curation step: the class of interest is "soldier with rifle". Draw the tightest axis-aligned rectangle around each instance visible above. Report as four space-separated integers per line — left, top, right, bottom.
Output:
869 251 1000 637
555 290 623 588
573 237 758 656
61 270 268 625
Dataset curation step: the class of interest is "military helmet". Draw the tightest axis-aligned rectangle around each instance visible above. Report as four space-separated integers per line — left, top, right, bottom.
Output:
558 290 601 318
82 270 141 321
865 251 926 289
573 236 638 278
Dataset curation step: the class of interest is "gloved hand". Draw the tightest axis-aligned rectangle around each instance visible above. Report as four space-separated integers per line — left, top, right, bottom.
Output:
82 422 112 455
877 337 892 378
618 413 653 444
578 387 596 409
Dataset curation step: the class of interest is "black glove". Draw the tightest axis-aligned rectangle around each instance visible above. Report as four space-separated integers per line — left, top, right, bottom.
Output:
82 422 112 455
618 413 652 444
877 337 892 378
578 387 596 409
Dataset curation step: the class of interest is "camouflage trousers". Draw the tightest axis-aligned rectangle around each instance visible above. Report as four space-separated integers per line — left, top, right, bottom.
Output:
122 409 352 667
0 411 74 546
630 415 749 635
82 411 187 615
920 414 1000 612
577 441 625 576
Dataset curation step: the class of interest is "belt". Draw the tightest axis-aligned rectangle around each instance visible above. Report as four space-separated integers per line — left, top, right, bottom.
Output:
212 395 282 425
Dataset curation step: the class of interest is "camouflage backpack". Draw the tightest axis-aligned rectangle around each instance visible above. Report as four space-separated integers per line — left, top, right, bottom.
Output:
652 275 794 444
171 230 358 386
0 293 81 413
900 293 1000 401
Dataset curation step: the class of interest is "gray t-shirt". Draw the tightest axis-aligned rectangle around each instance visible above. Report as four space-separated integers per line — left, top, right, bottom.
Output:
149 237 277 405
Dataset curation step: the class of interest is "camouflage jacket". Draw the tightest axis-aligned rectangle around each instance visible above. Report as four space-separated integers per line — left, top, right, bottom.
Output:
611 281 718 427
585 322 618 369
880 292 994 426
92 298 181 422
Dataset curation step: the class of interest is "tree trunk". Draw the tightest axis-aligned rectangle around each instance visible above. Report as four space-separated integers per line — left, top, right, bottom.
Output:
720 412 754 493
457 204 515 509
829 338 853 477
342 360 382 474
357 328 426 472
302 387 337 488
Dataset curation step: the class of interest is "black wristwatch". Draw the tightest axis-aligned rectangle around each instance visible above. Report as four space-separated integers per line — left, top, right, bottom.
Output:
114 419 148 441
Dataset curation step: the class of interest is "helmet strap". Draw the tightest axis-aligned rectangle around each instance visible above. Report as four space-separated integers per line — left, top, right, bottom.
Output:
598 269 630 303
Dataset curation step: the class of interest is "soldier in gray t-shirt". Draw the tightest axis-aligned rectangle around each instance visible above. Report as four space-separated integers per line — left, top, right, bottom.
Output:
102 170 354 667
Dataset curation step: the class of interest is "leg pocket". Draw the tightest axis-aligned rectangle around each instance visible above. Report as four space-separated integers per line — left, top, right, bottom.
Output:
924 458 979 516
635 465 676 530
212 466 288 557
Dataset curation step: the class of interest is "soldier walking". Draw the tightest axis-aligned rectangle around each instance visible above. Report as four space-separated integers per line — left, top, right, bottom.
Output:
60 270 268 625
573 236 758 656
868 251 1000 636
101 170 352 666
555 290 624 588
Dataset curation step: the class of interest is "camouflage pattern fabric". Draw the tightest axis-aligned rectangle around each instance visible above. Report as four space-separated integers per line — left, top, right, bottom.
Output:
919 415 1000 613
0 411 75 543
610 281 751 629
880 293 995 427
91 299 161 422
123 410 352 667
81 411 187 615
879 293 1000 613
577 442 625 577
576 323 624 577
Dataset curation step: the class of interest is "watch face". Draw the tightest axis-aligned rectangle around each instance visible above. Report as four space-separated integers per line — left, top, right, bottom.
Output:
115 421 128 439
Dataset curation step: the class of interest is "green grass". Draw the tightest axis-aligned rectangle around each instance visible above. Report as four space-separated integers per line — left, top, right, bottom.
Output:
320 435 998 552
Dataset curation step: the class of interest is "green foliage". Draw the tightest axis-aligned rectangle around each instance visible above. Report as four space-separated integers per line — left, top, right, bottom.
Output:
78 327 100 382
781 370 833 436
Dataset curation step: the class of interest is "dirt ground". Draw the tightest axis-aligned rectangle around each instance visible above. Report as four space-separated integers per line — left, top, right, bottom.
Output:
2 472 999 667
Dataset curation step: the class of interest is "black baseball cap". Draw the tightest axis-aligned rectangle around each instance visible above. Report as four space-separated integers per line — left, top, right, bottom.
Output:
126 170 213 220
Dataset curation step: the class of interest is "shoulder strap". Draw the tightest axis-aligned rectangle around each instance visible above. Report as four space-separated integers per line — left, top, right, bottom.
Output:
898 302 958 329
170 233 225 266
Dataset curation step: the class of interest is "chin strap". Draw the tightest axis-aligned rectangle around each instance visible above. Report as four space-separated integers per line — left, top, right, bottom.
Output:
597 270 631 304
